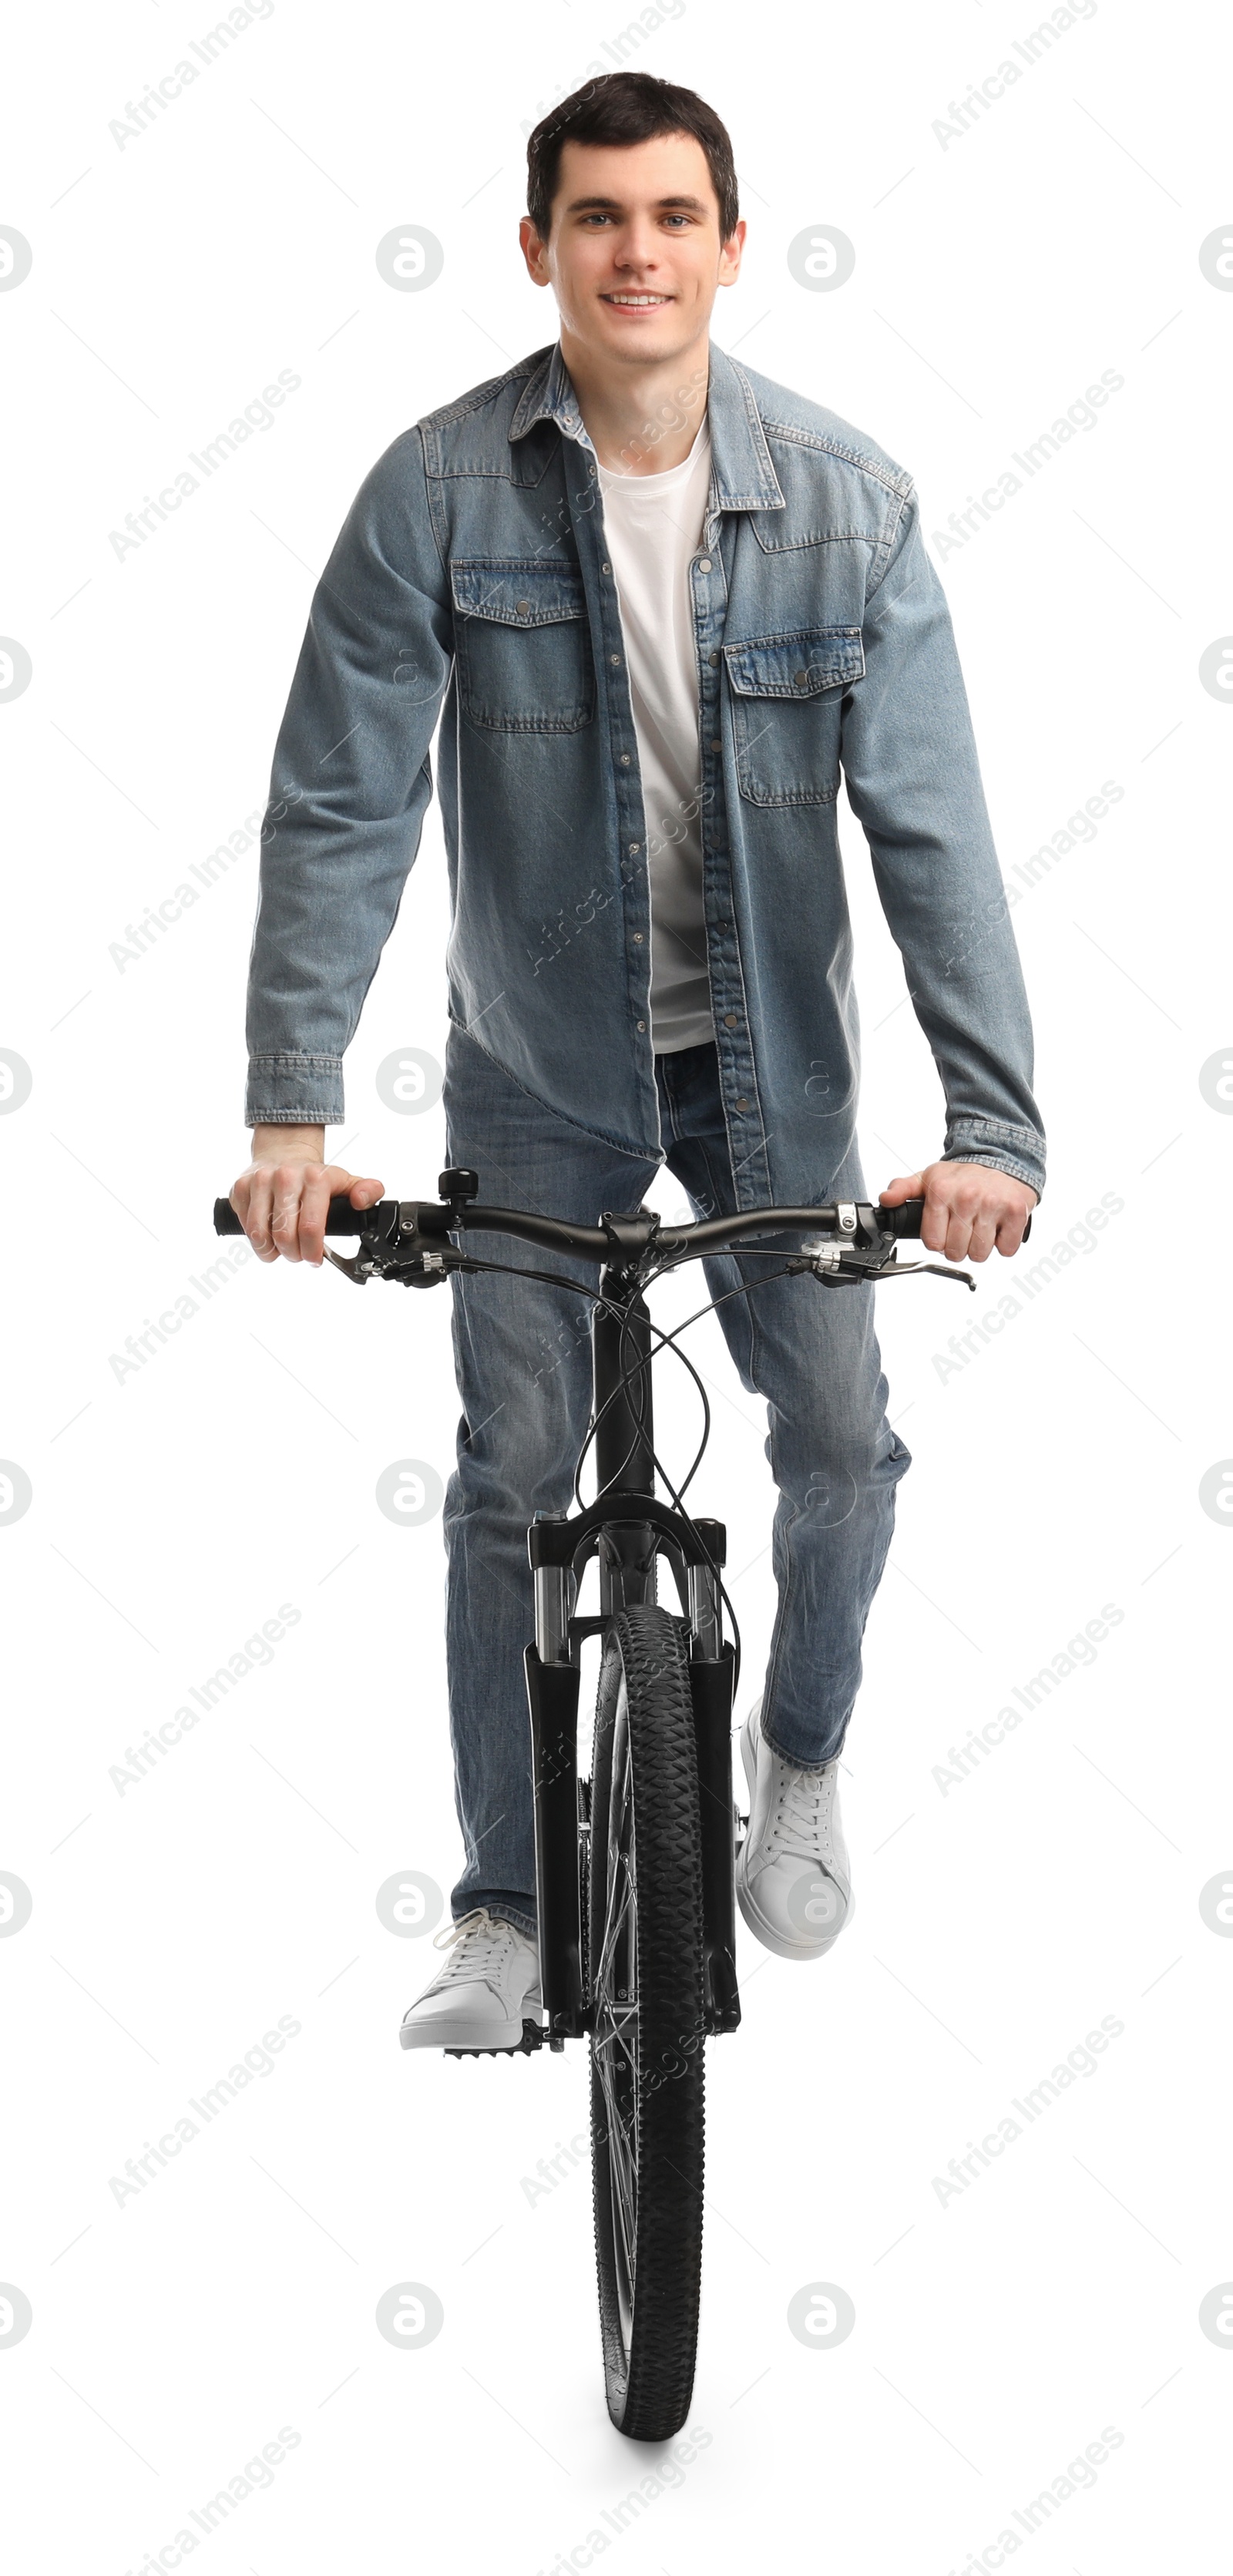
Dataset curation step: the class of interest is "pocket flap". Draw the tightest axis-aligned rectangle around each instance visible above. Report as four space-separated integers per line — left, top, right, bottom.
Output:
723 627 865 699
450 559 587 628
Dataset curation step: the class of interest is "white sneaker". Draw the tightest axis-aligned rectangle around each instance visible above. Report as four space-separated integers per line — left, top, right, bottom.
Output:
735 1699 855 1961
398 1908 543 2052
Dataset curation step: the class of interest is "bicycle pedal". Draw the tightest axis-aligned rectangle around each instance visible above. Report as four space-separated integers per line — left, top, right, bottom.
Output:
444 2017 558 2059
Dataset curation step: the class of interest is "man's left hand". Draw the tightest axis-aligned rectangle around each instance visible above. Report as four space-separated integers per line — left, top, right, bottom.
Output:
879 1161 1038 1263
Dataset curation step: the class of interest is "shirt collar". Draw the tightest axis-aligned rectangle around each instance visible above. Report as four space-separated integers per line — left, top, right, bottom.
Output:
508 338 785 516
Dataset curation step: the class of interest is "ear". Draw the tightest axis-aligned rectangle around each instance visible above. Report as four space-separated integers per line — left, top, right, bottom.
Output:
718 218 747 286
519 215 550 285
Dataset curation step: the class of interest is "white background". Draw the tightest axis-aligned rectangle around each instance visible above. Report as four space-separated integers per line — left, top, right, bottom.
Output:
2 1 1231 2568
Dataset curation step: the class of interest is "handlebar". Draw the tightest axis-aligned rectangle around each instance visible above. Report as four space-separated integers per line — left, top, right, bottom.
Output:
212 1191 946 1254
212 1177 1030 1289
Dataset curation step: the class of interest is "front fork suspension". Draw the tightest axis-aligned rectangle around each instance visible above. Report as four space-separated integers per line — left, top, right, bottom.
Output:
524 1521 739 2040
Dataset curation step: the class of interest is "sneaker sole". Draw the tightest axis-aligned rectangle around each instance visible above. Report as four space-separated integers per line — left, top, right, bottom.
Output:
398 1998 543 2053
735 1717 853 1962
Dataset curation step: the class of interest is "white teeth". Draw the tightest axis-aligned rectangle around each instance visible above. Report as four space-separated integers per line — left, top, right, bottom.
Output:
606 295 667 306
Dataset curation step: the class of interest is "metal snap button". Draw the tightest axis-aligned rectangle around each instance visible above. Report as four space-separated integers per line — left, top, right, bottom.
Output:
516 600 531 616
698 557 712 573
724 1013 737 1027
794 670 808 687
734 1096 749 1111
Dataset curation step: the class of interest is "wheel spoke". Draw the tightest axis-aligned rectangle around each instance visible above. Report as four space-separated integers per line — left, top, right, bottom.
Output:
594 1865 631 1997
592 2007 638 2083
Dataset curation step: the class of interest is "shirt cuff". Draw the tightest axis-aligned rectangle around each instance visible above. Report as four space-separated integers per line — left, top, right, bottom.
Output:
246 1053 344 1127
943 1116 1045 1201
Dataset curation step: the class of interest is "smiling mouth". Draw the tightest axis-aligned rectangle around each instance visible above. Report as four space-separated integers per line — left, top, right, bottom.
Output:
600 292 673 308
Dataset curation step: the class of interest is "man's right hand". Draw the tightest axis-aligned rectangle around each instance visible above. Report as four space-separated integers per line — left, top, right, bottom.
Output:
231 1125 386 1267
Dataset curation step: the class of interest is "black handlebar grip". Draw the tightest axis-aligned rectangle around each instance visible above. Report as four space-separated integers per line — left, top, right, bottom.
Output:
884 1201 924 1239
211 1196 379 1238
881 1198 1032 1243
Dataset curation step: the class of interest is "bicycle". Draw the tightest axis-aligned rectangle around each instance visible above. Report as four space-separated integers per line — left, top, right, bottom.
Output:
213 1170 1022 2439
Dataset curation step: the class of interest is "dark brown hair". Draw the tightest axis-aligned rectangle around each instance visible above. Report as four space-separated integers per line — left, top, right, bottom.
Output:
526 71 738 245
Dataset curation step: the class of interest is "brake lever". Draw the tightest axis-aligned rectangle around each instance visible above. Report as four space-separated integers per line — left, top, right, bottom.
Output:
318 1200 403 1286
868 1257 976 1291
323 1241 475 1287
322 1244 380 1285
321 1198 479 1288
308 1195 455 1287
794 1228 976 1291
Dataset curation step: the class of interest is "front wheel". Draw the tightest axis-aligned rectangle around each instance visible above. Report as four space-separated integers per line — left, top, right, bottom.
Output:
588 1604 706 2440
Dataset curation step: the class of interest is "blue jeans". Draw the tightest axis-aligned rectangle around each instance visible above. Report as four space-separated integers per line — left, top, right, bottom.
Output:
440 1021 912 1936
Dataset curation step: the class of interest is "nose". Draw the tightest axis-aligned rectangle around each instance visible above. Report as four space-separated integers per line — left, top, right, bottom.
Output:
611 220 664 274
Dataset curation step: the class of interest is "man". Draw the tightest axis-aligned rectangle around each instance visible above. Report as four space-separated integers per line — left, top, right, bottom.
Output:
231 73 1043 2054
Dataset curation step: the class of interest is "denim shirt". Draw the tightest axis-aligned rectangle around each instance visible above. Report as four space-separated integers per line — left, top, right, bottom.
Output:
246 338 1046 1205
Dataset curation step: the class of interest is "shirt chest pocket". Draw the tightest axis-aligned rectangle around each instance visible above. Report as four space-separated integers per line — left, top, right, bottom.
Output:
450 559 596 734
722 627 865 806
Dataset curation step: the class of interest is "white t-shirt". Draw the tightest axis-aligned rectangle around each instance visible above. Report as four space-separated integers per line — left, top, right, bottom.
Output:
596 416 714 1053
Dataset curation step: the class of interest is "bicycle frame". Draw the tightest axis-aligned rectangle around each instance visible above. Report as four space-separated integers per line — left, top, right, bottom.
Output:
524 1215 741 2048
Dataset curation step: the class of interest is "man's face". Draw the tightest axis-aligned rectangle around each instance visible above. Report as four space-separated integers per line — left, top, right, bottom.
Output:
519 132 744 368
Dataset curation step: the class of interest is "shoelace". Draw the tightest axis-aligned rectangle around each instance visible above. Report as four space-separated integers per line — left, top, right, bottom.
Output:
768 1763 836 1864
422 1906 516 1992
